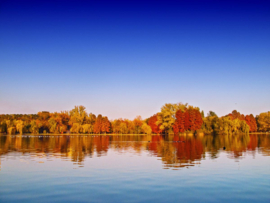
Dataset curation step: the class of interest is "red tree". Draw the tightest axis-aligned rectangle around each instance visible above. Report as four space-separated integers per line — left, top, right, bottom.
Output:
188 109 196 131
245 114 257 132
148 115 162 134
250 114 257 132
184 111 190 131
101 116 111 133
94 114 103 134
194 110 203 130
173 123 179 134
175 110 185 133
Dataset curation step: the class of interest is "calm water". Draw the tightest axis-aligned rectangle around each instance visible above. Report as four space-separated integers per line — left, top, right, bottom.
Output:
0 134 269 203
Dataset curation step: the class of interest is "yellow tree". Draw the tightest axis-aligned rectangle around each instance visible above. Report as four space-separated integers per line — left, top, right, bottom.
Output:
69 106 87 126
119 122 127 134
257 112 270 132
133 116 143 134
156 103 187 134
69 106 87 134
30 120 40 134
82 124 91 134
141 123 152 135
16 120 24 135
70 123 81 134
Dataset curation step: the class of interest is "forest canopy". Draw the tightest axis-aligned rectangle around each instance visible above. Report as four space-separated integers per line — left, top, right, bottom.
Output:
0 104 268 135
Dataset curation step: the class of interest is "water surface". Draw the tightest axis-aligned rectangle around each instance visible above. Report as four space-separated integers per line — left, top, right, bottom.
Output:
0 134 269 202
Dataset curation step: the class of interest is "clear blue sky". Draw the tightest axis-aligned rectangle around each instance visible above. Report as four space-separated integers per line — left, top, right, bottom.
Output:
1 0 270 119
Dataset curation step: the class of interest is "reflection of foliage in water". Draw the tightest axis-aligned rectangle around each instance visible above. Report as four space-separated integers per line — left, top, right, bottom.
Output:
0 134 270 168
202 134 251 159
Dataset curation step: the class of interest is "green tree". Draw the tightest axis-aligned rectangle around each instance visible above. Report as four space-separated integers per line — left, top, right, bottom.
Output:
201 110 205 118
207 111 217 117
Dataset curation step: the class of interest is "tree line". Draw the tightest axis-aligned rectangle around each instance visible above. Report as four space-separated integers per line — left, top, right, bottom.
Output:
0 103 269 135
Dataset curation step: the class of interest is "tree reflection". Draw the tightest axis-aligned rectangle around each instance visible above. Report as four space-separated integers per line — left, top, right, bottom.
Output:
0 134 269 169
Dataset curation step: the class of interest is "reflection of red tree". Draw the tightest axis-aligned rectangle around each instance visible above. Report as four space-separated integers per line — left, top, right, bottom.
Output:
247 134 258 151
94 136 109 156
173 136 204 161
148 135 164 154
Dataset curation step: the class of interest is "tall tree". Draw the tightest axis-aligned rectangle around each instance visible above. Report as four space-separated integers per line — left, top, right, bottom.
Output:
133 116 143 134
94 114 103 134
174 110 185 133
195 110 203 130
101 116 111 134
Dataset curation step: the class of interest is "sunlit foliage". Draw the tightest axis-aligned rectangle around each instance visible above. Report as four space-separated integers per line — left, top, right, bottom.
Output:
156 103 188 134
141 123 152 135
148 114 162 134
256 112 270 132
0 104 269 135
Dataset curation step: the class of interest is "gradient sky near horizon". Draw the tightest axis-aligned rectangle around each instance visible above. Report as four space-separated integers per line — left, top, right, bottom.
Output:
1 0 270 119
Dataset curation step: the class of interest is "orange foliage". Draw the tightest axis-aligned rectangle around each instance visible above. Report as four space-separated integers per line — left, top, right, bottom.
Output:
148 114 162 134
174 109 203 134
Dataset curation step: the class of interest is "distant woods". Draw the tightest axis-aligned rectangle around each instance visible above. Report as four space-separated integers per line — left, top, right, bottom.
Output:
0 103 269 135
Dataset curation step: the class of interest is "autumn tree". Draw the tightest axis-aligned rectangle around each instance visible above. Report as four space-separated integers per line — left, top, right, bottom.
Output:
111 119 121 134
195 110 203 130
0 120 7 134
119 122 128 134
148 114 162 134
6 120 16 135
30 120 40 134
156 103 187 134
141 123 152 135
207 111 217 117
173 107 203 134
15 120 24 135
101 116 110 134
172 122 179 134
184 111 190 131
93 114 103 134
69 106 87 124
48 112 69 134
249 114 257 132
37 111 50 133
256 112 270 132
126 119 135 134
133 116 143 134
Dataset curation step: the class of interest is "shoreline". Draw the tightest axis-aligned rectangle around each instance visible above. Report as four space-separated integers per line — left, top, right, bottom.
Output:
1 132 269 136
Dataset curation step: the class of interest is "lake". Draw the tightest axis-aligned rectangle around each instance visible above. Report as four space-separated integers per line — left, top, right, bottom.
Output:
0 134 269 203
